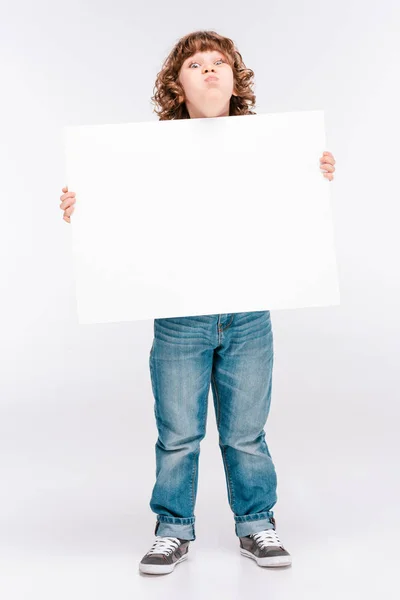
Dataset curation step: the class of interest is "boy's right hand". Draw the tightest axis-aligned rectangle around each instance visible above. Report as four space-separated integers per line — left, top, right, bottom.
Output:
60 186 76 223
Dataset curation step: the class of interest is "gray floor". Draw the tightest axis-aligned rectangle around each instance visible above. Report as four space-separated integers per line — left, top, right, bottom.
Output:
0 521 397 600
1 434 398 600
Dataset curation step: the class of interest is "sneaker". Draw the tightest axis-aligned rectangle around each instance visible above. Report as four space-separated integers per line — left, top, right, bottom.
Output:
239 519 292 568
139 536 190 575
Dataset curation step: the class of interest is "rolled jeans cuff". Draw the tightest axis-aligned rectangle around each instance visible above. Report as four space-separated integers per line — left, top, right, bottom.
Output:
155 516 196 541
234 510 275 537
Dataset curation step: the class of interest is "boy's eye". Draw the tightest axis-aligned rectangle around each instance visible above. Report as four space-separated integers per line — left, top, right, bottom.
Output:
189 58 224 68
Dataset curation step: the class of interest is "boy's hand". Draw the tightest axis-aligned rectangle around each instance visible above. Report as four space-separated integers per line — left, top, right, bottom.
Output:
319 151 335 181
60 186 76 223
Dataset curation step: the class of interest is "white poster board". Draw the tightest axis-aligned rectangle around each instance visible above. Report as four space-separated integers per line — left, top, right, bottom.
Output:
64 110 340 324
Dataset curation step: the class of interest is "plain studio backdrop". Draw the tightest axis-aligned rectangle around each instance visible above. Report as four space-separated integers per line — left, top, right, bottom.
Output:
1 1 399 599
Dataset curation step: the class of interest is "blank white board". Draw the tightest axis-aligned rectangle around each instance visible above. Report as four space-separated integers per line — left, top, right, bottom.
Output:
64 110 340 324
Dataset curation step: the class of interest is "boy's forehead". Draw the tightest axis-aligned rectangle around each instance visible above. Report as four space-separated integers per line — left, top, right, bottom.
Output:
185 48 225 61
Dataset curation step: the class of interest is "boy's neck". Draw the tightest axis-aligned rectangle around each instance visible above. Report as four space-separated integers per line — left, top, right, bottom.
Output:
186 102 230 119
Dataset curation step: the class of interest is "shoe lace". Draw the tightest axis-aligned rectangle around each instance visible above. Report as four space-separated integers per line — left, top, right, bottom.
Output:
147 536 181 556
250 529 283 548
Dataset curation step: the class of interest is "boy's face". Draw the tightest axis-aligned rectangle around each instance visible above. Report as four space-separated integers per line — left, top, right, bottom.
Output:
178 49 237 118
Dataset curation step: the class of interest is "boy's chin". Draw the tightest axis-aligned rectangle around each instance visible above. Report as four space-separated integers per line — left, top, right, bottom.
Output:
199 99 229 117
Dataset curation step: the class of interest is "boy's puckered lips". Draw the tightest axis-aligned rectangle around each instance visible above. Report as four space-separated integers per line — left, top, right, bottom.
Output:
205 75 219 82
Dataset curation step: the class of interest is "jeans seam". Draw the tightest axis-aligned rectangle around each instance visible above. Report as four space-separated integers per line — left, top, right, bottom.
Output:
211 370 235 512
235 511 273 522
158 516 195 524
211 371 221 426
190 449 198 514
190 379 208 514
149 355 157 420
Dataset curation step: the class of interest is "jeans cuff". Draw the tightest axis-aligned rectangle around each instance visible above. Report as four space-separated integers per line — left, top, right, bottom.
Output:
155 516 196 541
234 511 275 537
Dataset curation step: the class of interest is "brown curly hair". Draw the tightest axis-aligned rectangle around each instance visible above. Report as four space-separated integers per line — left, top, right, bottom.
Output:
151 30 256 120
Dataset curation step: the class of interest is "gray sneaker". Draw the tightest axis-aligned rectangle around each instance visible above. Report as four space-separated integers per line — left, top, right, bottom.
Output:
239 519 292 568
139 536 190 575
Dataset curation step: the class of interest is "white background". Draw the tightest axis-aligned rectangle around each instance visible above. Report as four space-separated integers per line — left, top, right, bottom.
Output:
1 1 399 598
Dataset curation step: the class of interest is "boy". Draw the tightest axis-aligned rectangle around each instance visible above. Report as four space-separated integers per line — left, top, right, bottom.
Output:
60 30 336 575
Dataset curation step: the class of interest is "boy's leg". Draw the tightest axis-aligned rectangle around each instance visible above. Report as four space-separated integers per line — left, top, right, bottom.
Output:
210 311 277 537
148 315 216 541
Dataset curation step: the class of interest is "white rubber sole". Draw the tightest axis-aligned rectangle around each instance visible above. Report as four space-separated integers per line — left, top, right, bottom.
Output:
240 548 292 567
139 552 188 575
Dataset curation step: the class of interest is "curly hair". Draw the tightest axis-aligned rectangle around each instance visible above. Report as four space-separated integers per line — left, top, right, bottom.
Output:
151 30 256 120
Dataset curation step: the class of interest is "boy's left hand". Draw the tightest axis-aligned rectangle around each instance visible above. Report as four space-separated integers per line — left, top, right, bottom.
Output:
319 151 335 181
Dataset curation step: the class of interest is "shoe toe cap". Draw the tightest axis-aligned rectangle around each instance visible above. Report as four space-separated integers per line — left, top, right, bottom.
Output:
140 554 168 565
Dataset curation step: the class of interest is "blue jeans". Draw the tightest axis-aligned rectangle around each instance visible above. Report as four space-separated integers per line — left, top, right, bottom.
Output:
148 311 277 540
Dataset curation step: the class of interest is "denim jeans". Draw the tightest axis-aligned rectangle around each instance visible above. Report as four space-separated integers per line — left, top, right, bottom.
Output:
148 310 277 540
